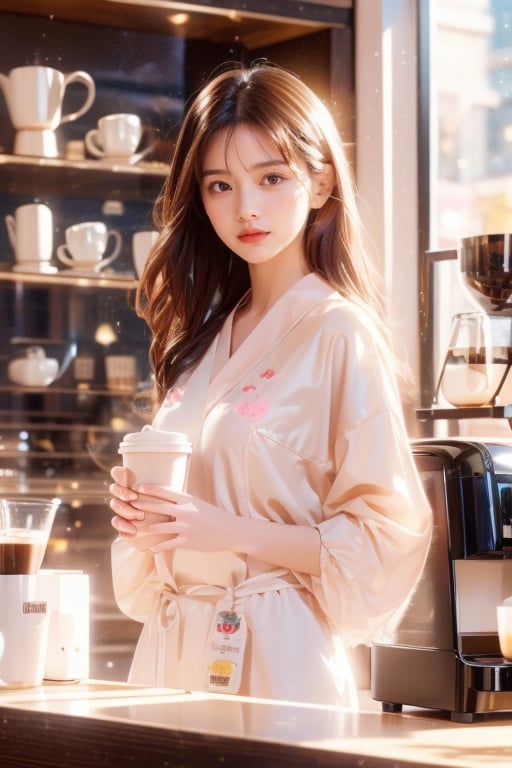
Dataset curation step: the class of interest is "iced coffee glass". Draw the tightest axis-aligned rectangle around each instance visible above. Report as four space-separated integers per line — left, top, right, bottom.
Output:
0 497 60 575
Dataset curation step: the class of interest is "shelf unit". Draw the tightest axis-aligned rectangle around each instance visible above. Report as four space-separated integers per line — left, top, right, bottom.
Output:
0 154 168 202
0 0 355 681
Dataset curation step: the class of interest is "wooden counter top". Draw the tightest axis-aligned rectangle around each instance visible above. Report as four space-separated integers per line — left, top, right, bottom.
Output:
0 681 511 767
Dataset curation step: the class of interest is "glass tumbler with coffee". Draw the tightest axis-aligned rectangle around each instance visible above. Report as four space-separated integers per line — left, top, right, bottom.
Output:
0 497 59 574
437 311 512 407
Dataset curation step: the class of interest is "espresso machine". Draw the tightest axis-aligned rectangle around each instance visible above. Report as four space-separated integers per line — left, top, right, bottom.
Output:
371 438 512 722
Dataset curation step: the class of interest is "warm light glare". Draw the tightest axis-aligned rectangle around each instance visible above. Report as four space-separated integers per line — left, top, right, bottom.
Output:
111 416 128 431
94 322 118 346
168 13 189 26
47 538 69 555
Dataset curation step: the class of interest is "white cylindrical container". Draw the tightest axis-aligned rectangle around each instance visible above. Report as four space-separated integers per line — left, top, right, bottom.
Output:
37 570 90 681
0 574 50 688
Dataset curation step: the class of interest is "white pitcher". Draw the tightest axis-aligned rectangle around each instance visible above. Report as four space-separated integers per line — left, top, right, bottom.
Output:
5 203 53 266
0 65 95 157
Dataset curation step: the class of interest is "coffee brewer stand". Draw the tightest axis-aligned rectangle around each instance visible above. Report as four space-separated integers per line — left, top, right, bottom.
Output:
371 234 512 722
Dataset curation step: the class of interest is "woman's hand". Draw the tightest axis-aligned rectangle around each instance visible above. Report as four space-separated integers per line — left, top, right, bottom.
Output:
109 466 176 551
110 468 321 573
119 483 238 554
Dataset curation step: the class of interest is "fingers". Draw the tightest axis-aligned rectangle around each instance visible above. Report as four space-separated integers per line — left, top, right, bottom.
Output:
110 496 145 521
111 514 137 536
135 483 188 505
111 465 136 487
109 481 139 503
142 519 179 535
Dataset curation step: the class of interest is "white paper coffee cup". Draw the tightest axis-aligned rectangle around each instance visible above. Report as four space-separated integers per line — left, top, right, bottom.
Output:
118 426 192 490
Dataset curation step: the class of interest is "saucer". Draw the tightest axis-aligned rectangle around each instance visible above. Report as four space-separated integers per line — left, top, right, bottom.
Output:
58 266 135 280
60 264 104 277
98 151 145 166
12 262 58 274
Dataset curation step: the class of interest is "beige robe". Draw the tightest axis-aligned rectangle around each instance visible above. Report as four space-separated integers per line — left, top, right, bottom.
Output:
112 273 431 705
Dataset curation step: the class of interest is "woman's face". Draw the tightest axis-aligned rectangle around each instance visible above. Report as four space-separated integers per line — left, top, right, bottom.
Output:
199 124 317 272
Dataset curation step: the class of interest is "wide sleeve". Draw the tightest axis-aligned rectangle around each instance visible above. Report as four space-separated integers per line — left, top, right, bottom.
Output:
308 318 432 647
111 537 162 623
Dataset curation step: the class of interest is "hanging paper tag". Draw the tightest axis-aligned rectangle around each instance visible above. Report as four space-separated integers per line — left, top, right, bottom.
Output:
206 610 247 694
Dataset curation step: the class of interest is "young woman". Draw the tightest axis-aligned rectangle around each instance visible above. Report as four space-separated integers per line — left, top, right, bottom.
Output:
109 63 431 706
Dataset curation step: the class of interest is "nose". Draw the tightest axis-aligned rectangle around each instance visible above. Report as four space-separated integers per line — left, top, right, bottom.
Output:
236 208 259 222
236 188 260 222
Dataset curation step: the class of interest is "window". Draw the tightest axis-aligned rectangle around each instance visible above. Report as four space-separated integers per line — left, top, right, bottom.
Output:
420 0 512 418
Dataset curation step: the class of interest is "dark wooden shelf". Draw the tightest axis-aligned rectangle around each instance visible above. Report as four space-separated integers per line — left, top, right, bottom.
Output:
0 154 167 202
0 265 139 289
0 0 351 46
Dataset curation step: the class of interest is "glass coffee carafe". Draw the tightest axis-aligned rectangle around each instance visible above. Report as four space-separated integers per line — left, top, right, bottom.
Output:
437 312 512 407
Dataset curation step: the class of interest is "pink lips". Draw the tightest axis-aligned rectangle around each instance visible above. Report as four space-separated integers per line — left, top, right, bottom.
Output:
237 228 268 244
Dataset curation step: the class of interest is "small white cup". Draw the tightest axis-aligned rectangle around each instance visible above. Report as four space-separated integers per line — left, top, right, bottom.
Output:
497 599 512 662
85 113 142 159
57 221 121 272
132 230 158 278
118 425 192 489
5 203 53 264
0 574 50 688
105 354 137 392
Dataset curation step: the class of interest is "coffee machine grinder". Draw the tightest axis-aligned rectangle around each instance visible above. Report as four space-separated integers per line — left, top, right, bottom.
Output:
371 439 512 722
432 234 512 410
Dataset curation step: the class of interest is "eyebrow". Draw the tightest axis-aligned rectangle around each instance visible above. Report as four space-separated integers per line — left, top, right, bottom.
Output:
201 159 288 178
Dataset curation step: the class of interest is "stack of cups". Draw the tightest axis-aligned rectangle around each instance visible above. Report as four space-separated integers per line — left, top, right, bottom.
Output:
0 497 60 688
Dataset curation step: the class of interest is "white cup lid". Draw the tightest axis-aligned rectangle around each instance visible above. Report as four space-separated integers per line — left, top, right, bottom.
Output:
118 426 192 454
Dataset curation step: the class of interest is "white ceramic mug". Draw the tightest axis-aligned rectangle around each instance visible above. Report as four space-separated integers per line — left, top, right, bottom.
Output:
132 230 158 277
5 203 53 265
85 113 142 159
57 222 121 272
105 354 137 392
0 574 50 688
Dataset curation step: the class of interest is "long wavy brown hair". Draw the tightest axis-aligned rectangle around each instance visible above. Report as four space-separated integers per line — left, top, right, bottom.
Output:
137 62 392 404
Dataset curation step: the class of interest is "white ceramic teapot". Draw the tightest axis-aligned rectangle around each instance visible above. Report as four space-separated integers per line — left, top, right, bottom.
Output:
0 65 95 157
